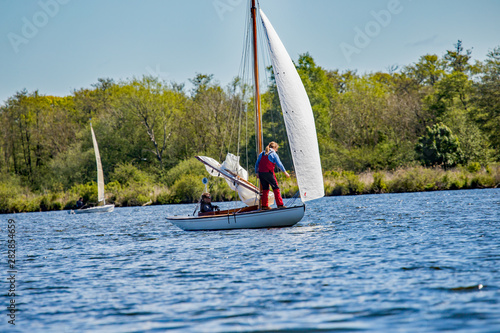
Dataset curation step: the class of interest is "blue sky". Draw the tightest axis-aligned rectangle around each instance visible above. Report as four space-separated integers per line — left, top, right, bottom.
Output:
1 0 499 104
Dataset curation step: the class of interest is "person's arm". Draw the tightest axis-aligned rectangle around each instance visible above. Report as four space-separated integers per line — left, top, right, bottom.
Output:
269 151 290 177
268 151 286 172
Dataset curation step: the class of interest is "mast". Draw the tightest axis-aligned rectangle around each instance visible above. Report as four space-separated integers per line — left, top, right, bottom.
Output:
251 0 263 209
251 0 263 155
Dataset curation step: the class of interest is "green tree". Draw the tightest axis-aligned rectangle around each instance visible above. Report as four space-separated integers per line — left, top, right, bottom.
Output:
471 46 500 159
112 76 184 168
180 74 245 163
416 123 463 169
444 40 472 73
404 54 445 86
0 91 78 189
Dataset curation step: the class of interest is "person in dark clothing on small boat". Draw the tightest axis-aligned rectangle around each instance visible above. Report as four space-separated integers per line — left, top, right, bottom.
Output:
200 193 219 213
76 197 84 209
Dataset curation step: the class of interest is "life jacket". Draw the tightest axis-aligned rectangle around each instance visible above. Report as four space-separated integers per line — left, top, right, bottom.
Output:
258 152 275 173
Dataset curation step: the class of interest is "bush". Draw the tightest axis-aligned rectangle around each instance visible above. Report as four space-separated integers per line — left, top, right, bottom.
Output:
0 174 22 212
467 162 481 173
387 166 443 193
9 195 41 213
110 163 154 186
112 182 153 206
344 171 365 194
370 172 388 193
168 174 204 204
164 158 206 187
323 170 366 195
69 182 98 205
156 190 172 205
416 123 464 169
470 174 495 188
440 172 466 190
104 181 122 203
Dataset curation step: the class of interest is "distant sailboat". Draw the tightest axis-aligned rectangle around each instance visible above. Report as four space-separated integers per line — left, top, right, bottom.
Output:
70 122 115 214
167 0 323 230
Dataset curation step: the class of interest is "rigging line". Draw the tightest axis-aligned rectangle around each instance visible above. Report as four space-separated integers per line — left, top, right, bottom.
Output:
232 0 252 162
285 191 300 207
232 96 242 157
256 9 275 142
234 10 253 158
245 103 249 173
223 3 251 161
237 92 247 159
242 2 252 168
225 82 246 158
223 86 239 158
256 5 295 177
242 6 256 162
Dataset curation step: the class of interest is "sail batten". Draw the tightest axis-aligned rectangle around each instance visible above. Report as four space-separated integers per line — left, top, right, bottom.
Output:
90 123 105 205
259 9 324 202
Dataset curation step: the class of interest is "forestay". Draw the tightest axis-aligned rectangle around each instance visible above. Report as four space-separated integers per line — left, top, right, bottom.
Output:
260 9 324 202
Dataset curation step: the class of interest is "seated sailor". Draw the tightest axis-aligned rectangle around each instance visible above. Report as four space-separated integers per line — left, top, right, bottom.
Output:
200 192 219 213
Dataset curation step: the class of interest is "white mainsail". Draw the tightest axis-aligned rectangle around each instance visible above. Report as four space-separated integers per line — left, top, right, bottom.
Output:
90 123 105 205
197 154 276 207
260 9 324 202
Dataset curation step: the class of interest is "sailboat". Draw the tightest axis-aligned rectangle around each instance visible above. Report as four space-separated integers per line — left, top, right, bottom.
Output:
70 122 115 214
167 0 323 230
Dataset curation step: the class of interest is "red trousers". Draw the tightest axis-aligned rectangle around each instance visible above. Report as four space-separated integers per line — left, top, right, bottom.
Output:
259 172 284 207
261 188 284 207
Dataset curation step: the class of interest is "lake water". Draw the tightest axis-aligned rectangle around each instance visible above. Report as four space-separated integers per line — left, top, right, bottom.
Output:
2 188 499 332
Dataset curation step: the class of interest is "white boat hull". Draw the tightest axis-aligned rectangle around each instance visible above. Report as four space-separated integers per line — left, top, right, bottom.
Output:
69 204 115 214
167 205 305 231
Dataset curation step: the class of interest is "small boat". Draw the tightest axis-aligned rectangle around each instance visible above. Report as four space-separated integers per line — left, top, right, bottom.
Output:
169 205 305 231
69 122 115 214
70 204 115 214
167 0 323 230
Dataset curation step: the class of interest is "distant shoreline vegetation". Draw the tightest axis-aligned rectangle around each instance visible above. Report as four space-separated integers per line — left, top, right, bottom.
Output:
1 164 498 214
1 41 500 213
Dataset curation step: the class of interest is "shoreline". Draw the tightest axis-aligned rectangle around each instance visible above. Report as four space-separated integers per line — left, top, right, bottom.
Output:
2 164 498 214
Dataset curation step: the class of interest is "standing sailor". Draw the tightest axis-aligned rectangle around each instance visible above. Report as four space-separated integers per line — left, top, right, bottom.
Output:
255 141 289 209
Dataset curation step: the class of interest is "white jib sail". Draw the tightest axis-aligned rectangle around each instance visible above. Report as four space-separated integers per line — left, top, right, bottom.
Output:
197 154 274 206
221 153 275 206
90 123 105 205
260 9 324 202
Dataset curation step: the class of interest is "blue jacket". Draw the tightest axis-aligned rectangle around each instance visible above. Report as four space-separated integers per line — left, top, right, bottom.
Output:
255 149 286 174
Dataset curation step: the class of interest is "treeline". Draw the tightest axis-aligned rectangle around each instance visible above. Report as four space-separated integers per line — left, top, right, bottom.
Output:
1 41 499 212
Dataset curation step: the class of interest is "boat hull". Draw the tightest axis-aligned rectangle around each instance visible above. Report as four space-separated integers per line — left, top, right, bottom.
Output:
69 204 115 214
167 205 305 231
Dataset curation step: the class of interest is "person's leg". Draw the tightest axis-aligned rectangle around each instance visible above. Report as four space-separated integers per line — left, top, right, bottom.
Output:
270 174 284 207
261 189 269 207
273 188 284 207
263 172 284 207
259 173 271 208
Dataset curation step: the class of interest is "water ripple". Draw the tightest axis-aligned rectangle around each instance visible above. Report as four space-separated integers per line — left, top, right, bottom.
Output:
2 188 499 332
